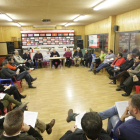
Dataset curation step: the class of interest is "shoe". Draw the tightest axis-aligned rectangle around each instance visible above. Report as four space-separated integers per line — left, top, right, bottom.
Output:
93 70 96 75
122 93 129 96
109 81 115 84
109 76 116 80
19 102 29 108
66 109 73 123
116 88 121 91
30 68 34 70
29 85 36 88
46 119 55 135
88 69 92 72
20 95 27 99
32 78 37 82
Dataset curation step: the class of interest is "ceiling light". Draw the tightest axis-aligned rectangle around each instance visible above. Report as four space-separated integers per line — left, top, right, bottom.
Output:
14 22 21 27
1 13 13 21
93 0 119 11
65 23 72 27
73 15 86 22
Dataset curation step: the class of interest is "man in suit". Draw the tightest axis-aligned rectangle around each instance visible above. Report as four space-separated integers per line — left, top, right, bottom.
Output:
73 47 83 67
23 50 34 68
81 50 92 67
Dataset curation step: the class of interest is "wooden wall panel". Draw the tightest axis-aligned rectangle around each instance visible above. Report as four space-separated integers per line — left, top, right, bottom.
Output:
0 43 8 55
116 9 140 32
85 18 110 35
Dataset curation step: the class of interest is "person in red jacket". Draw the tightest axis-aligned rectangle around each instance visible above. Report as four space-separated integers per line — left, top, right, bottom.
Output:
64 48 72 67
106 53 126 81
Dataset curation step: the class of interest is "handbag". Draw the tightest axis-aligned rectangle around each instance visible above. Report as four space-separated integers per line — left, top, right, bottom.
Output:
133 75 139 82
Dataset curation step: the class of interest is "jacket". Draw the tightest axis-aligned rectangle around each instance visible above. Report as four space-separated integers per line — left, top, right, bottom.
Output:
128 63 140 76
103 53 115 64
99 53 106 61
1 67 17 79
23 53 31 61
83 51 92 60
8 64 17 70
120 59 134 71
73 51 83 58
0 126 43 140
111 57 126 67
64 52 72 58
34 53 43 60
50 51 60 57
14 55 24 63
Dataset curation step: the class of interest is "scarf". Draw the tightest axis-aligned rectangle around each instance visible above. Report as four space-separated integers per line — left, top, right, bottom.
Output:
132 61 140 70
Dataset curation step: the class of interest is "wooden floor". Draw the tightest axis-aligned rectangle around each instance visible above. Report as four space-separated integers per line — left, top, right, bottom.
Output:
20 66 131 140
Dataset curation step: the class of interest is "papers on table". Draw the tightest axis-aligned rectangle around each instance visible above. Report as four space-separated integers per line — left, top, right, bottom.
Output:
4 85 12 91
0 93 6 100
75 111 86 129
115 101 133 121
24 111 38 128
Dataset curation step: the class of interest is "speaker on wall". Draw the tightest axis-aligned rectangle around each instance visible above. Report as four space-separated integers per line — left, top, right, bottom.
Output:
114 25 119 31
77 39 83 49
7 41 15 54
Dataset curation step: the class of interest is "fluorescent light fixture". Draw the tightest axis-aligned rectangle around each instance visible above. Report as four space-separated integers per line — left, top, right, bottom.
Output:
33 25 56 27
1 13 13 21
73 15 86 22
65 23 72 27
93 0 119 11
14 22 21 27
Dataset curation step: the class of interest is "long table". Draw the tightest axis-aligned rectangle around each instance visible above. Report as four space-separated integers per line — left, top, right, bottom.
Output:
49 57 66 69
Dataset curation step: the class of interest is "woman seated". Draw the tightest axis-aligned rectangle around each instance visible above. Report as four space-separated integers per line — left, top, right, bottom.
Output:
64 48 72 68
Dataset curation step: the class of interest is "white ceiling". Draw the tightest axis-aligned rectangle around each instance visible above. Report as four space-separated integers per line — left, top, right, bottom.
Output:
0 0 140 26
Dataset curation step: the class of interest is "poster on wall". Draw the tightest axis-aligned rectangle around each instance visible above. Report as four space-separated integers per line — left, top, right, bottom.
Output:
89 35 99 48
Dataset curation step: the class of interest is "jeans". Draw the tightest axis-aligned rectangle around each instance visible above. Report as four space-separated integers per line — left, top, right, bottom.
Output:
16 71 33 86
96 63 109 72
69 106 119 134
90 63 94 70
98 105 119 133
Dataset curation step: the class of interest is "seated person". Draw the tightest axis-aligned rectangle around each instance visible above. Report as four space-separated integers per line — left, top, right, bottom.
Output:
81 50 92 67
1 60 37 88
106 53 125 84
89 50 106 71
14 51 29 67
119 72 140 96
60 110 111 140
96 94 140 140
23 50 34 68
50 49 60 68
7 57 28 73
34 50 43 68
93 49 115 75
109 54 134 87
0 110 55 139
0 94 28 115
0 84 26 102
73 47 83 67
64 48 72 68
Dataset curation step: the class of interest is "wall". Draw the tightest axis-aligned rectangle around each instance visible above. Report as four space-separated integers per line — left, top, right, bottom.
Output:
116 9 140 32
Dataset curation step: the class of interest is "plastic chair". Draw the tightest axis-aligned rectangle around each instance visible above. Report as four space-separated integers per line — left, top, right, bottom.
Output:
12 77 22 93
135 85 140 94
0 78 16 87
110 129 118 140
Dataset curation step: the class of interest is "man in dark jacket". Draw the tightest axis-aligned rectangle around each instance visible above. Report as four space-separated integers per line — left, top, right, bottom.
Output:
0 110 55 140
73 47 83 67
81 50 92 67
109 54 134 86
23 50 34 68
50 48 60 68
60 109 111 140
1 60 36 88
34 50 43 68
